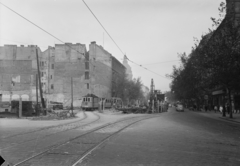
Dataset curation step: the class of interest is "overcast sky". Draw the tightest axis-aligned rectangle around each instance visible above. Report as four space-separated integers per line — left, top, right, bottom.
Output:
0 0 223 92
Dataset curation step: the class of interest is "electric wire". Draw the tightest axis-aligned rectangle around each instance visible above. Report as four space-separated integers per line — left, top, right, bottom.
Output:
82 0 125 56
142 60 181 66
0 1 168 80
0 2 65 45
0 2 123 77
81 0 170 79
126 58 168 79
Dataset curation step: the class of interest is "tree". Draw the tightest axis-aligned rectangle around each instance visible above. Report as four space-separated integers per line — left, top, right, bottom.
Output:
115 71 145 106
169 1 240 118
128 78 144 103
165 91 177 103
198 13 240 118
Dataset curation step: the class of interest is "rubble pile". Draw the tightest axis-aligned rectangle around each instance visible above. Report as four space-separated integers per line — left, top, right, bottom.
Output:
31 110 75 120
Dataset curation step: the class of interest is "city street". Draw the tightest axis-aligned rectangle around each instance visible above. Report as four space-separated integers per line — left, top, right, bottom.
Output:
83 108 240 166
1 0 240 166
1 108 240 166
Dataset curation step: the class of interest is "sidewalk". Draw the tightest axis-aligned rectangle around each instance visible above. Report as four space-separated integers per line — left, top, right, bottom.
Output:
187 109 240 124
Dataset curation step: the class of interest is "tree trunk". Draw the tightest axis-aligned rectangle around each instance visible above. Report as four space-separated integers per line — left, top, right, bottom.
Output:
228 88 233 119
222 91 226 117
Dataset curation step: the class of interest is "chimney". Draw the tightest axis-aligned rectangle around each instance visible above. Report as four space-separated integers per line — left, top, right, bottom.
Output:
91 41 96 44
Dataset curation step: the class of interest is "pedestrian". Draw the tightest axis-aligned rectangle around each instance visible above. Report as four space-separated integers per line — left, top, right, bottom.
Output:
225 103 230 114
204 105 208 112
214 105 217 113
219 105 223 113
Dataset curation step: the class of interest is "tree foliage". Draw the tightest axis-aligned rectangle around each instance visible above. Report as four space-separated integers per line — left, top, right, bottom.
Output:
115 71 144 105
169 2 240 117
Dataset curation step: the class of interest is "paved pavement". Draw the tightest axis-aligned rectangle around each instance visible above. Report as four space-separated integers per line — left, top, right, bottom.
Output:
82 107 240 166
1 108 240 166
0 111 145 165
187 109 240 123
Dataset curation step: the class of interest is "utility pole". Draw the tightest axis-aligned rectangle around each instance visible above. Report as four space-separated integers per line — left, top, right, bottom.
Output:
36 74 38 115
36 47 46 113
47 47 50 109
71 77 74 116
10 75 13 112
150 79 155 113
19 97 22 118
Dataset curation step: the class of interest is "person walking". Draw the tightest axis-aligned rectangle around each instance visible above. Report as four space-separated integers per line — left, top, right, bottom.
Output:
219 105 223 113
214 105 218 113
193 104 196 111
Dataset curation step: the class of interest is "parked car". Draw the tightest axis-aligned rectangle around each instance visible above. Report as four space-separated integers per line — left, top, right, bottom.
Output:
176 103 184 112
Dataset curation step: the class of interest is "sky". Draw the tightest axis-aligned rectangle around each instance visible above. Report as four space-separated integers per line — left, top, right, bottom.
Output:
0 0 223 92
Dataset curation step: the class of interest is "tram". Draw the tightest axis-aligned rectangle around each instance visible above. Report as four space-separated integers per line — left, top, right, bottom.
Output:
81 94 123 111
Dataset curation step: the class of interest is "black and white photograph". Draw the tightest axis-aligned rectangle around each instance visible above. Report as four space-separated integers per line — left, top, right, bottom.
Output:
0 0 240 165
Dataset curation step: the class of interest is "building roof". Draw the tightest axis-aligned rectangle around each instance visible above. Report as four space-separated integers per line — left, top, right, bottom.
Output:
83 93 99 98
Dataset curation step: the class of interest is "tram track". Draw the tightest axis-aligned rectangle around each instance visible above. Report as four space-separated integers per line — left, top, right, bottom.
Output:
11 114 161 166
0 111 101 150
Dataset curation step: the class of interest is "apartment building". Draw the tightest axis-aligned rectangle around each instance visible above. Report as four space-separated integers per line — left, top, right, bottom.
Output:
42 43 88 106
0 42 127 109
0 45 41 104
88 41 113 99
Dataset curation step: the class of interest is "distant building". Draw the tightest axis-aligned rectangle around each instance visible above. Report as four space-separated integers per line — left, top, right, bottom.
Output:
89 41 112 99
89 41 125 98
42 43 88 106
0 42 127 109
122 55 133 80
111 56 126 97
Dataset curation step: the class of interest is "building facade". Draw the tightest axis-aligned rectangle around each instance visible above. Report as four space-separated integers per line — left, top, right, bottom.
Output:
122 55 133 81
111 56 126 97
0 45 41 104
88 41 113 99
0 42 127 109
42 43 88 106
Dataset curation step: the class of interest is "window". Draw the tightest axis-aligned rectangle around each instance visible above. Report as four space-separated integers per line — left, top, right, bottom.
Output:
40 61 44 67
41 72 44 77
85 62 89 70
85 53 89 61
86 83 89 89
51 64 54 69
85 71 89 80
51 84 54 89
51 75 53 79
